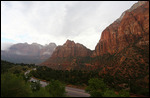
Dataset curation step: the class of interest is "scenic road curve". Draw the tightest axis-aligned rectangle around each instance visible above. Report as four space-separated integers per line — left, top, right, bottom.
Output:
25 68 90 97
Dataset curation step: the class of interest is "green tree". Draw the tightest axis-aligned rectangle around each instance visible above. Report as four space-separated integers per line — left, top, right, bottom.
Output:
30 80 41 92
86 78 130 97
118 89 130 97
1 73 32 97
46 80 66 97
103 89 118 97
32 87 52 97
85 78 108 97
23 73 32 82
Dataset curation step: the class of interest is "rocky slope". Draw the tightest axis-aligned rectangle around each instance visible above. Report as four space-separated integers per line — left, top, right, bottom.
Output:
51 40 92 58
1 42 57 64
92 1 149 57
41 40 92 70
89 1 149 90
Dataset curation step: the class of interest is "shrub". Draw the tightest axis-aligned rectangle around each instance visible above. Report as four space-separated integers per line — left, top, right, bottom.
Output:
32 87 51 97
85 78 108 97
118 89 130 97
1 73 32 97
30 80 41 92
103 89 118 97
45 80 66 97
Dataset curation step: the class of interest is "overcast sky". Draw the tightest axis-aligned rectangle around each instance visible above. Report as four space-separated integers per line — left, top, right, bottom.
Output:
1 1 137 50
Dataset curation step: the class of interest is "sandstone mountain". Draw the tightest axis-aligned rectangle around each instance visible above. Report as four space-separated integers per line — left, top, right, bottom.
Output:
41 1 149 89
89 1 149 89
51 40 92 58
42 1 149 70
1 42 57 64
92 1 149 56
41 40 92 70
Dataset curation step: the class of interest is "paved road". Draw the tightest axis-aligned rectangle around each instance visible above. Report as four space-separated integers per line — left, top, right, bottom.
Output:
29 77 90 97
29 77 49 87
66 87 90 97
25 68 90 97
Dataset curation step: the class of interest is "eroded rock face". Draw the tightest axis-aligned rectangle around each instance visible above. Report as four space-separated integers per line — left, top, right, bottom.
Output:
41 40 92 69
51 40 92 58
93 1 149 57
90 2 149 88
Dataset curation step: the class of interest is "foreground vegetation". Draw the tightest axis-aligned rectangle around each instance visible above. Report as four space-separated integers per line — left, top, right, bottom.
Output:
86 78 129 97
1 60 66 97
1 60 149 97
30 65 149 96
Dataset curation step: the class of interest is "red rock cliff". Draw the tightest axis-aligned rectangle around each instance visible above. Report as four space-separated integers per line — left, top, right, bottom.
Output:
51 40 92 58
92 1 149 57
41 40 92 69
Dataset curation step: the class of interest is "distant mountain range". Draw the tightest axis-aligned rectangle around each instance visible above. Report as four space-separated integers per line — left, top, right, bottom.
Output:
1 42 56 64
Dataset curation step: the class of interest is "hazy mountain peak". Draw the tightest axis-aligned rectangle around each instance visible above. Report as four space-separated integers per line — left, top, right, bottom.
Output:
1 42 57 64
49 43 57 46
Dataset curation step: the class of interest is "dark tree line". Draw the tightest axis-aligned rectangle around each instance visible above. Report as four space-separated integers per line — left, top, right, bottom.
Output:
30 66 99 86
31 66 149 96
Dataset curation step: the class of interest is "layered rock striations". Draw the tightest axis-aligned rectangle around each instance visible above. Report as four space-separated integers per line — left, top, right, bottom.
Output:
41 40 92 70
90 1 149 89
51 40 91 58
93 1 149 57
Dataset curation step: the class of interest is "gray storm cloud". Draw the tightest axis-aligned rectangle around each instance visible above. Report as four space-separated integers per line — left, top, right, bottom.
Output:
1 1 138 50
61 1 103 37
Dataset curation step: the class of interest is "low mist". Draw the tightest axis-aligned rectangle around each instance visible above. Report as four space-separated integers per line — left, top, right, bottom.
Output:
1 42 13 51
